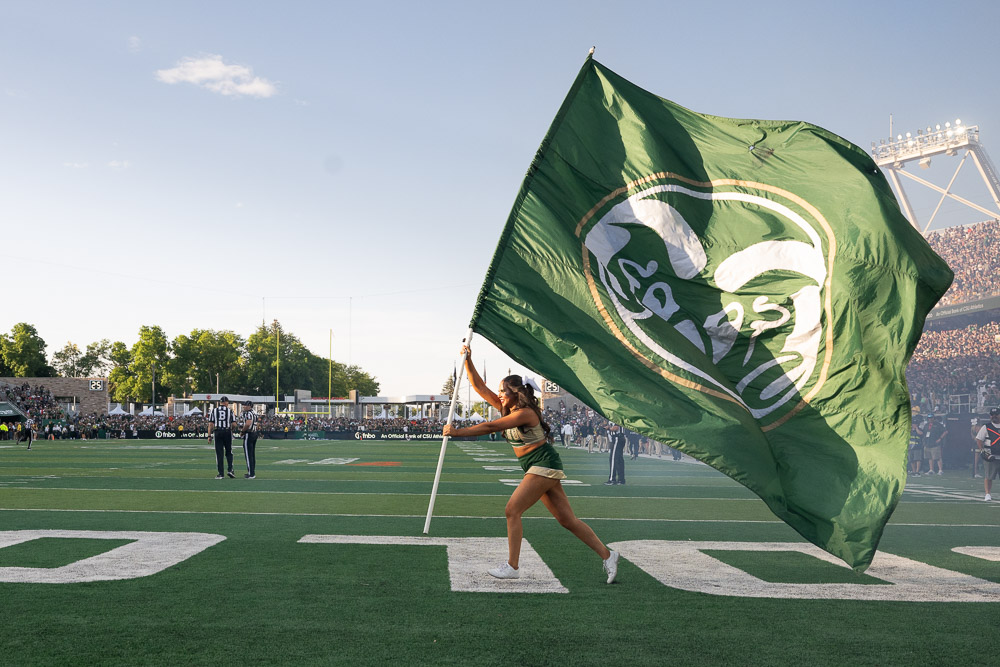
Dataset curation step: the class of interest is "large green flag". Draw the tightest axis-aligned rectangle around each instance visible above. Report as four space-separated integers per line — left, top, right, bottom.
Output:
470 57 953 570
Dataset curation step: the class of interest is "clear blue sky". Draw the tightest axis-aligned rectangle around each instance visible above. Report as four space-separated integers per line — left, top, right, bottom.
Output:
2 0 998 396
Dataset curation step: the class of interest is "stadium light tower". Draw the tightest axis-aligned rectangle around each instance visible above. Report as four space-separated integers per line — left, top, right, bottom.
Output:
871 120 1000 231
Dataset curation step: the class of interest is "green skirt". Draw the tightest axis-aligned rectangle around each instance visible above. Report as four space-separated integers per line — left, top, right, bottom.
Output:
517 443 566 480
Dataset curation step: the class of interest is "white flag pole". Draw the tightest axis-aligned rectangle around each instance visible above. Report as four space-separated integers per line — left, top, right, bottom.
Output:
423 327 474 534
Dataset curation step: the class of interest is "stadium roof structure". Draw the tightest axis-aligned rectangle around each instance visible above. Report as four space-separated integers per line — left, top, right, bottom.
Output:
871 121 1000 232
0 401 27 421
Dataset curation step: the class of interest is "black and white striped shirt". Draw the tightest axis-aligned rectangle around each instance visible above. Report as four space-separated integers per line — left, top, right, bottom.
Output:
243 410 258 432
209 405 234 430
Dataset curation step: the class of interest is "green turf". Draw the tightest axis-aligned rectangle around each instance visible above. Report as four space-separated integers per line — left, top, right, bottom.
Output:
0 538 135 568
1 438 998 666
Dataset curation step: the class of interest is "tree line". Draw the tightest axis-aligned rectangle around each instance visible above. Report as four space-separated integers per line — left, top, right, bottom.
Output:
0 321 379 404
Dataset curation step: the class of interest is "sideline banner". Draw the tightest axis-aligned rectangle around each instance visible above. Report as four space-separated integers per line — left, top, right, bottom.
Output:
133 429 478 441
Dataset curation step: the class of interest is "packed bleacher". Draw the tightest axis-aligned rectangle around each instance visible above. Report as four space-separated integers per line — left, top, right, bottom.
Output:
1 382 66 421
905 218 1000 412
925 218 1000 306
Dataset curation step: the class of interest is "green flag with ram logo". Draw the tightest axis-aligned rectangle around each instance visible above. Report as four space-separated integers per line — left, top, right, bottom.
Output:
470 57 952 570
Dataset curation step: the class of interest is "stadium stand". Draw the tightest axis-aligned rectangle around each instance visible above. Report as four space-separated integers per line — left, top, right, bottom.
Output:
908 218 1000 416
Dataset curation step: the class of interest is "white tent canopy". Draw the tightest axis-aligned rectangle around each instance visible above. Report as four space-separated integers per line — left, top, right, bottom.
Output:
183 407 203 417
468 412 485 423
138 408 165 417
108 405 128 416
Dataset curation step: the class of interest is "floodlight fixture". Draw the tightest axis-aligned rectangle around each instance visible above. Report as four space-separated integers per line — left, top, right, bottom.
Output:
870 118 1000 231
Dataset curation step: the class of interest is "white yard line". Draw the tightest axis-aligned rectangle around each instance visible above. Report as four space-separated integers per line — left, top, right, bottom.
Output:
0 507 995 527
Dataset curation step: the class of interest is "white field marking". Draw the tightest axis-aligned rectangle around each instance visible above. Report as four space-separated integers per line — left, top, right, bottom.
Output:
0 487 517 497
8 485 992 505
307 458 361 465
903 486 989 502
608 540 1000 602
498 479 591 487
473 458 518 462
274 459 311 464
1 507 998 529
81 445 214 450
953 547 1000 561
299 535 567 593
1 476 549 487
481 466 523 472
5 484 999 513
0 530 225 584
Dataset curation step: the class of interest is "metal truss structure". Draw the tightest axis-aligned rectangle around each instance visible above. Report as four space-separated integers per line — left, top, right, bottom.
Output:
871 121 1000 231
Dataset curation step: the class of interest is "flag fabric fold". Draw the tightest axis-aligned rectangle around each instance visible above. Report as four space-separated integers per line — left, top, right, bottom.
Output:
470 57 952 570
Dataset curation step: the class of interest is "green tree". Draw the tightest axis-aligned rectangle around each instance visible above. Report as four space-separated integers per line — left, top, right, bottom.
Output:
243 321 282 396
52 342 86 376
243 321 379 398
343 365 378 396
53 339 113 377
110 326 171 404
1 323 53 377
439 372 461 416
83 339 114 376
169 329 245 396
107 341 132 403
243 321 316 397
441 371 457 396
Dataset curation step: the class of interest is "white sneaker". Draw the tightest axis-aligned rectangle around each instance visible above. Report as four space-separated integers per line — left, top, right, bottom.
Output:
603 550 619 584
986 494 992 502
937 470 943 475
488 563 519 579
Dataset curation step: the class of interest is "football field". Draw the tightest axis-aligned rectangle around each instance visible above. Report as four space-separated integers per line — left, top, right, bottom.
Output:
1 437 998 666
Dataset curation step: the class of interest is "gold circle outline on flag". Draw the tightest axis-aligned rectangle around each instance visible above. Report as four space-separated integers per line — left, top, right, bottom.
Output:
575 173 836 431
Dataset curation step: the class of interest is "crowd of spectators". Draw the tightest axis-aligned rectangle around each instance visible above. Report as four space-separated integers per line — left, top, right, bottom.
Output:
907 322 1000 413
1 382 66 422
926 218 1000 307
0 406 490 441
542 406 681 459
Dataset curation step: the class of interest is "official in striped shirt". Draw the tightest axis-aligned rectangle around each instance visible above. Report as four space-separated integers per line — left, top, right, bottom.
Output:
207 396 236 479
240 400 259 479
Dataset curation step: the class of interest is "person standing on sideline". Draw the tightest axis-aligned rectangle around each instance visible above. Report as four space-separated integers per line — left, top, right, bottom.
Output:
975 407 1000 501
561 421 574 448
442 345 619 584
207 397 236 479
606 423 626 486
240 401 259 479
19 418 34 450
924 415 947 475
971 418 984 479
626 428 640 461
909 418 924 477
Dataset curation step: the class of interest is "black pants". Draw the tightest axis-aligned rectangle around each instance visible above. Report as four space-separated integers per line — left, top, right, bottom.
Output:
214 429 233 475
243 432 258 476
609 441 626 483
